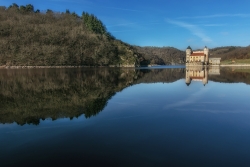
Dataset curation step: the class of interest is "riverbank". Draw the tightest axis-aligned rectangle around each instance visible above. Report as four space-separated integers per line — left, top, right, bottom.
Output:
186 64 250 67
1 64 250 69
0 66 95 69
220 64 250 67
0 65 139 69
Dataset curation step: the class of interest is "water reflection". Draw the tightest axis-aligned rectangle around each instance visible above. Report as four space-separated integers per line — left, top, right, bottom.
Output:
0 68 136 125
1 67 250 125
1 67 250 167
185 66 220 86
0 67 185 125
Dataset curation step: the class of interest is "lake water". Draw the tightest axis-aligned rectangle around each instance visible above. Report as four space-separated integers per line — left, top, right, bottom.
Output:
1 66 250 167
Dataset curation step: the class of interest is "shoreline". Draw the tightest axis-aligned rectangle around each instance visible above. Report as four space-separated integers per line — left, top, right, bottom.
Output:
220 64 250 67
0 66 98 69
0 65 138 69
1 64 250 69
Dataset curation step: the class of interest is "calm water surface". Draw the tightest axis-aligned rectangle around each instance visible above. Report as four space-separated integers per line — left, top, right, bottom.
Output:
1 66 250 167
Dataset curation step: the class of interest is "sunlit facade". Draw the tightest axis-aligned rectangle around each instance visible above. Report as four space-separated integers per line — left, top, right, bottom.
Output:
186 46 221 65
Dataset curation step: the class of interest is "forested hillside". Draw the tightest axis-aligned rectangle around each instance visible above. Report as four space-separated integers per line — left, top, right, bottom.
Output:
210 46 250 61
135 46 185 65
0 4 149 67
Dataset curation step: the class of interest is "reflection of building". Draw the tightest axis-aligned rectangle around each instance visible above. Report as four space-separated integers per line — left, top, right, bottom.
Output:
209 58 221 65
185 66 220 86
186 46 221 65
185 66 208 86
208 66 220 75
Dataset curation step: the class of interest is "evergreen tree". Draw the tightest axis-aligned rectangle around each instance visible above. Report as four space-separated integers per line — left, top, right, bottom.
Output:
71 12 79 18
19 5 26 13
25 4 34 13
8 3 19 11
8 3 19 9
66 9 70 14
46 9 53 14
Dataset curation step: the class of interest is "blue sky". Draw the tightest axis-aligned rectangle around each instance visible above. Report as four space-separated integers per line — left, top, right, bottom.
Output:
1 0 250 50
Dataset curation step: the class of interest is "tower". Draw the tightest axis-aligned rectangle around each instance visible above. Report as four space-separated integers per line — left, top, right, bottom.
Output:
186 46 192 63
204 46 209 64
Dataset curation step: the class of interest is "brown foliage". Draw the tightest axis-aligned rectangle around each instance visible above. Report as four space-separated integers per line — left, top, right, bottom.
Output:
134 46 185 65
0 7 144 66
210 46 250 60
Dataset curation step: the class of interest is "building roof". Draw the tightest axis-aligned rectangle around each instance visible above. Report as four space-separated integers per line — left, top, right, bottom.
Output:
187 46 192 49
191 53 205 56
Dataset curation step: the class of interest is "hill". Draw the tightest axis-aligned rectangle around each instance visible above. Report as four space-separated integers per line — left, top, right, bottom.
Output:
0 3 188 67
135 46 185 65
0 4 149 67
210 46 250 61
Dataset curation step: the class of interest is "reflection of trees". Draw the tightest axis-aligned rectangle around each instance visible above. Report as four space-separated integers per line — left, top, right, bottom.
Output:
84 97 111 118
0 68 138 125
0 68 185 125
1 67 250 125
184 66 250 86
209 67 250 85
135 68 185 83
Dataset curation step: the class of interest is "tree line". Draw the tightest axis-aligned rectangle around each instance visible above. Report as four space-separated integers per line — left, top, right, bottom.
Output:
210 46 250 60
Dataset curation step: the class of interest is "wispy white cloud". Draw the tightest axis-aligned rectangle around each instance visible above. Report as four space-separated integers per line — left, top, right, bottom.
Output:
178 13 250 19
166 19 212 43
220 32 229 36
187 38 195 42
202 24 226 27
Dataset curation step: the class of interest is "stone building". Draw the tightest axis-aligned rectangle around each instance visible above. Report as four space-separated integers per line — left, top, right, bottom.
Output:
209 58 221 65
186 46 221 65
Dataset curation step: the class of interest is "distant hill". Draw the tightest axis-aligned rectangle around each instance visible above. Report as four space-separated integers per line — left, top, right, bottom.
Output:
135 46 186 65
210 46 250 61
